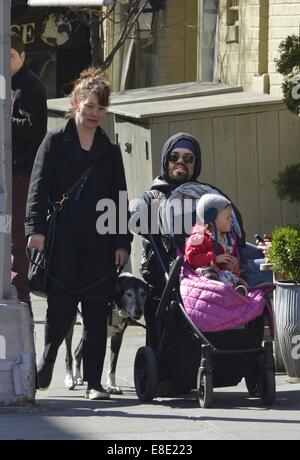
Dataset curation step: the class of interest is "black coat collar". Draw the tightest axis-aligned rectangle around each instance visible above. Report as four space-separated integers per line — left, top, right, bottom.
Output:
61 118 111 164
58 119 111 189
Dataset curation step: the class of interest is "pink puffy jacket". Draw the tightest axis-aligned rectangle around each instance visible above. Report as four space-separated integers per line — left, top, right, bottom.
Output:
180 265 273 333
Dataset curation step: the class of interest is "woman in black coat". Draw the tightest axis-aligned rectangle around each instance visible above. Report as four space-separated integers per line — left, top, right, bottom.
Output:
26 68 132 400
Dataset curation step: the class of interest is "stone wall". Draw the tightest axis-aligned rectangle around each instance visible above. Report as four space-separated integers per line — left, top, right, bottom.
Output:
219 0 300 96
218 0 268 91
269 0 300 96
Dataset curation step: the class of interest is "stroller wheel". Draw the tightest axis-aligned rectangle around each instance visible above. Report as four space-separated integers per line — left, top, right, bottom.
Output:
246 379 260 398
134 346 158 402
245 357 260 397
197 371 213 408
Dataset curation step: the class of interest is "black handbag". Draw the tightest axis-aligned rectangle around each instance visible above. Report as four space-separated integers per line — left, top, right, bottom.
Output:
27 165 94 297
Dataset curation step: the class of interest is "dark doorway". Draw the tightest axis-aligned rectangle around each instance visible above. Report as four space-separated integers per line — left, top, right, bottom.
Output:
56 45 92 97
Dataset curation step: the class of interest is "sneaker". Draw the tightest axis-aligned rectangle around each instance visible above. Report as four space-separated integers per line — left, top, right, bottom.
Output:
37 360 55 391
235 285 248 297
85 385 110 400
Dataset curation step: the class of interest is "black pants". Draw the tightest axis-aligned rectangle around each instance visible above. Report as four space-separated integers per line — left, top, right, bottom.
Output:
11 175 30 303
43 294 109 385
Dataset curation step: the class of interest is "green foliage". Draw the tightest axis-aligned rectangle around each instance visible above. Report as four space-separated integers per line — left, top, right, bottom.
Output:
271 36 300 283
269 226 300 283
272 163 300 203
275 35 300 76
282 71 300 115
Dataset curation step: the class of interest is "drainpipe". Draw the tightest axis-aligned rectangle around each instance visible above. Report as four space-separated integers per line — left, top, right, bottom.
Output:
0 0 12 300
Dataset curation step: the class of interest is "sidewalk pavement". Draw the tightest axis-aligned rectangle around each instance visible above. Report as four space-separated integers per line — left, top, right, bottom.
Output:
0 296 300 440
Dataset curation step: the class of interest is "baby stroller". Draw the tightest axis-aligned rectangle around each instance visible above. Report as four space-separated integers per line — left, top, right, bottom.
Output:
133 194 276 408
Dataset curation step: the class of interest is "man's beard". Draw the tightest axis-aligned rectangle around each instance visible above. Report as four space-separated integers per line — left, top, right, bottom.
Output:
170 169 189 182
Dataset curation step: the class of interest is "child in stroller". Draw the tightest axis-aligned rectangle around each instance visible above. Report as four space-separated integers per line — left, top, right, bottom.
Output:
184 193 249 296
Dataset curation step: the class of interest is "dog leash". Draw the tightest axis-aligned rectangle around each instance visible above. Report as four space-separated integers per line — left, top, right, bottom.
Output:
27 163 120 295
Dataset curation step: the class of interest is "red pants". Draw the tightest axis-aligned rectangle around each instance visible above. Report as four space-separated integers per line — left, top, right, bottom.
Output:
11 175 30 303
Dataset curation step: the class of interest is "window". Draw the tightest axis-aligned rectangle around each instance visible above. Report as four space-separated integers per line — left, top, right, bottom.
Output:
226 0 239 26
226 0 239 43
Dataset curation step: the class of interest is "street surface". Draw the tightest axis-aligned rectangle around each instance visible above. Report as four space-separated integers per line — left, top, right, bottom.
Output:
0 296 299 441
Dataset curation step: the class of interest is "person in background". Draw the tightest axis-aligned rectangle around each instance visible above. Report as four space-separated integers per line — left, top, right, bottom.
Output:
11 32 47 312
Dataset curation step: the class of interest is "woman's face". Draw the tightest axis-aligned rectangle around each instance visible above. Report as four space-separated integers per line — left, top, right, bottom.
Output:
11 48 25 76
73 92 107 131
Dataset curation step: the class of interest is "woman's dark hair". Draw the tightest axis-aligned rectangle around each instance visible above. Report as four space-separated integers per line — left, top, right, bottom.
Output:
11 32 25 55
68 67 111 118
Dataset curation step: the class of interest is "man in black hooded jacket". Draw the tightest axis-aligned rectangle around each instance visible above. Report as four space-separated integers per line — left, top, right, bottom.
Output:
132 132 271 350
132 132 246 349
138 133 245 289
11 32 47 309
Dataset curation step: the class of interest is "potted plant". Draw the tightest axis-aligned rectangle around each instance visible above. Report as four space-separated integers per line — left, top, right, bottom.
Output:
268 199 300 380
268 37 300 380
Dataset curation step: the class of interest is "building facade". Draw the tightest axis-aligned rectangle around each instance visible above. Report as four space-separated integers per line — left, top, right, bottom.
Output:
106 0 198 91
12 1 300 96
218 0 300 96
109 0 300 96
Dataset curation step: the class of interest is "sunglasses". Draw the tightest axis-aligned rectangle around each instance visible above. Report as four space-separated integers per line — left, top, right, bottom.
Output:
167 151 195 164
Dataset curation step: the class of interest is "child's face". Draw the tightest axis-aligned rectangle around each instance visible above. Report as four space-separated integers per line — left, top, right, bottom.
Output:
215 206 232 233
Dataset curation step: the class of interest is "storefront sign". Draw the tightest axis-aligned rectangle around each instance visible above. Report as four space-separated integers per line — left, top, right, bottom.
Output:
11 1 89 51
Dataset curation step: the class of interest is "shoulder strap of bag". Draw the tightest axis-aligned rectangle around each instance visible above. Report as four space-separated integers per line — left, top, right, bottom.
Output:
52 164 94 212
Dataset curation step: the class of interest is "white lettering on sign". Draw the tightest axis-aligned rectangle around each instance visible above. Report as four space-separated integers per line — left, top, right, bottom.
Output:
291 335 300 360
11 24 36 45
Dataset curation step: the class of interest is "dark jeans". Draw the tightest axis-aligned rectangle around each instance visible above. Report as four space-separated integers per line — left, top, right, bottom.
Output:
11 175 30 303
43 294 110 385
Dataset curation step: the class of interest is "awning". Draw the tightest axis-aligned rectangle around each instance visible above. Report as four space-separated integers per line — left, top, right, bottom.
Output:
28 0 116 6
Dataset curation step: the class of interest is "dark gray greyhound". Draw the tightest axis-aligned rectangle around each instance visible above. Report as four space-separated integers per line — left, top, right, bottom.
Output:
64 273 147 394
